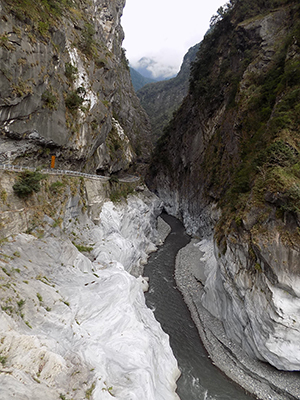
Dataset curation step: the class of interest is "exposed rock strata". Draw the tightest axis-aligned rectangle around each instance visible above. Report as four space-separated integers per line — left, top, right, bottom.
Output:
0 0 151 173
0 171 179 399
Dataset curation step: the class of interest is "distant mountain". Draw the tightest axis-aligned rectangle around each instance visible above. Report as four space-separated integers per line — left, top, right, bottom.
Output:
130 68 156 91
132 57 177 81
136 43 200 143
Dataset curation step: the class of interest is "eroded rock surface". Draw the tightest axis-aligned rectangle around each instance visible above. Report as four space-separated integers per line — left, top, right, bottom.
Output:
0 172 179 399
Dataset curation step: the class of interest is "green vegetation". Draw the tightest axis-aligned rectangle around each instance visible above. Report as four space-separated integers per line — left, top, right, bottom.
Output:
130 67 156 91
3 0 73 34
0 189 7 203
148 126 173 177
65 62 78 82
42 89 58 110
105 125 124 161
17 299 25 309
79 22 96 57
12 78 33 97
73 243 93 253
13 170 45 198
102 100 110 107
136 43 199 143
61 299 70 307
0 32 15 51
2 267 10 276
85 382 96 399
109 186 134 203
209 0 295 28
52 218 63 228
108 175 119 184
188 1 300 216
0 356 7 366
36 275 54 287
121 47 130 71
108 178 135 203
36 293 43 303
49 180 65 194
65 87 86 112
25 321 32 329
102 382 114 396
150 0 300 247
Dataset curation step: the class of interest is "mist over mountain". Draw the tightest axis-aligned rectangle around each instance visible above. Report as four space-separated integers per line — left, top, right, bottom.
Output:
131 57 177 81
136 43 200 142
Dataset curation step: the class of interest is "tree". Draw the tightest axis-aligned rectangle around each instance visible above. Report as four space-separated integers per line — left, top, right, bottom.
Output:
13 170 45 198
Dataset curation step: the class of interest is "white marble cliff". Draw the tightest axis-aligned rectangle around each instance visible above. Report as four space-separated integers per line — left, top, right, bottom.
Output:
0 190 180 400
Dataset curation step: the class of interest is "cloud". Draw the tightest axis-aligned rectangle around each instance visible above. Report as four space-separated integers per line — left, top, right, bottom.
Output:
122 0 227 75
131 57 178 80
131 49 182 80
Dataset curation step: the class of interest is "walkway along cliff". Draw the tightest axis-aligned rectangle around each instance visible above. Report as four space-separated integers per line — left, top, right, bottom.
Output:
0 0 151 174
1 0 300 398
0 1 179 399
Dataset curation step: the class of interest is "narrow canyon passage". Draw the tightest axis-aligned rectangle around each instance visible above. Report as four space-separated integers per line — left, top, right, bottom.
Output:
144 213 253 400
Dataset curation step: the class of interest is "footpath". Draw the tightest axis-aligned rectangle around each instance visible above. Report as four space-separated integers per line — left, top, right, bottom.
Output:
0 164 140 183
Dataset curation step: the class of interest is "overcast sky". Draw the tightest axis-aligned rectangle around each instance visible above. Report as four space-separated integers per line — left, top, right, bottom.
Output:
121 0 227 78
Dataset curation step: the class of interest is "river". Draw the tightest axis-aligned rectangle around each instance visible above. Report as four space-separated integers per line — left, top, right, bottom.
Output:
144 213 253 400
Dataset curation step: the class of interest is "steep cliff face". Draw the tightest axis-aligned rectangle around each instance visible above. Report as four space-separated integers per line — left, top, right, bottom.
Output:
0 0 151 173
137 43 199 142
148 0 300 371
0 169 180 399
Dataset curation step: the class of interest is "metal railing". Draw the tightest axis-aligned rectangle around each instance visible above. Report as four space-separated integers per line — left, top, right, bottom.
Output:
0 164 140 183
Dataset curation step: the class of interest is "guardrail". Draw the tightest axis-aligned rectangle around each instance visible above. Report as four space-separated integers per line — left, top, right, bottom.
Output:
0 164 140 183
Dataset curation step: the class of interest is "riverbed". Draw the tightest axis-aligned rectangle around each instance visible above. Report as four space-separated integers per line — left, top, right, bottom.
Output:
144 213 252 400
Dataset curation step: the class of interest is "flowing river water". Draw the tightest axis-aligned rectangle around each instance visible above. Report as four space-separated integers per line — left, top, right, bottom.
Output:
144 214 253 400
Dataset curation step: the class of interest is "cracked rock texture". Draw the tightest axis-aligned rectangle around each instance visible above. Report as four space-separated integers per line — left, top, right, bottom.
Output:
0 0 151 173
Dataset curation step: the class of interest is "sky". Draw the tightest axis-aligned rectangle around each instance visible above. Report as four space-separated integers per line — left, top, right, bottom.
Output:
121 0 227 79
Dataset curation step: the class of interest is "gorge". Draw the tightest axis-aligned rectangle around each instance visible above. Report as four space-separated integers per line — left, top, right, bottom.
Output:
1 0 300 399
148 0 300 375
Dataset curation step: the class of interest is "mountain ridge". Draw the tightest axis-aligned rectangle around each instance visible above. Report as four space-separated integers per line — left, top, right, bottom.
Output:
129 67 157 91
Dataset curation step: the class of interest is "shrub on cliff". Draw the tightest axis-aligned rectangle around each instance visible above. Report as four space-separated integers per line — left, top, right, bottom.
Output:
13 170 45 198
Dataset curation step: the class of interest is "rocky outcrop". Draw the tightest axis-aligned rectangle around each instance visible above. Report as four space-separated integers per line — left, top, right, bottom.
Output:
199 227 300 372
0 169 180 399
175 239 300 400
0 0 151 173
148 0 300 373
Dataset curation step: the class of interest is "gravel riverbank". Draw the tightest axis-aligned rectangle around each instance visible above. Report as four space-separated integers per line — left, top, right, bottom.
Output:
175 239 300 400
